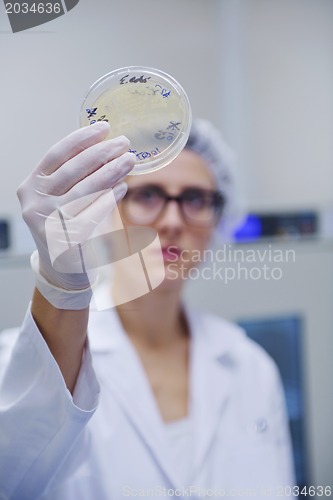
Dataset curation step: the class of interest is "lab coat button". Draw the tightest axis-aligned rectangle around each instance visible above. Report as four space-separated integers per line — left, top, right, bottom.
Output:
247 418 268 434
254 418 268 433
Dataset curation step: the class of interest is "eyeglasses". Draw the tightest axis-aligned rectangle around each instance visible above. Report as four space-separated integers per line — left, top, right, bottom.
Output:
122 185 225 227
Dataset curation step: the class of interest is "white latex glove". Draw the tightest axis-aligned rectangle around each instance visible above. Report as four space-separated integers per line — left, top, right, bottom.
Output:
17 121 135 308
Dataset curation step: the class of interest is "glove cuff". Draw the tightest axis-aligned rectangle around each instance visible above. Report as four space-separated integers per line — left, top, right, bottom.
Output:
30 251 94 310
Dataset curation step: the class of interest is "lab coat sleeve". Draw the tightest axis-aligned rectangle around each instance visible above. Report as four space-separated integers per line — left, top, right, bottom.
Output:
0 306 100 500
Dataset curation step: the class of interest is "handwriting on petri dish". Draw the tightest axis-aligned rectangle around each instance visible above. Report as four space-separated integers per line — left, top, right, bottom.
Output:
129 85 171 99
129 147 160 161
119 75 151 85
154 121 182 141
85 108 109 125
154 85 171 98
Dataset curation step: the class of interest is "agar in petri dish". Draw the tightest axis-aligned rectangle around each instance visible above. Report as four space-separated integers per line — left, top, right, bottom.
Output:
79 66 192 175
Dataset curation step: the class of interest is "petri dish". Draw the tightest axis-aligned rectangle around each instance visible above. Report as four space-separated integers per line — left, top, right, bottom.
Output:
79 66 192 175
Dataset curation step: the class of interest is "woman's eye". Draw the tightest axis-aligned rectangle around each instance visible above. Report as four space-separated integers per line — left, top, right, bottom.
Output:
188 198 203 208
184 192 207 209
134 190 160 203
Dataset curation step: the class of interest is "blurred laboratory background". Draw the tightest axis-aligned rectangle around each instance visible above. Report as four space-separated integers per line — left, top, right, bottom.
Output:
0 0 332 491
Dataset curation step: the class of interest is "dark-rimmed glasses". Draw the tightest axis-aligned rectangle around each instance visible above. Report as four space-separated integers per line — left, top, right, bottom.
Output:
122 185 224 227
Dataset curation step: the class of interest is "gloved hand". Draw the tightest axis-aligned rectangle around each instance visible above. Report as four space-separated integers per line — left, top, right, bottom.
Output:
17 121 135 309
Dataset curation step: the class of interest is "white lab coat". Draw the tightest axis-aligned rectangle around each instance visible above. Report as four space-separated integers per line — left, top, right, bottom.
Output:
0 287 295 500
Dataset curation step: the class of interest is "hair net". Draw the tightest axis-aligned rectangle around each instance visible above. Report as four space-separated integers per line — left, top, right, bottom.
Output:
185 118 246 240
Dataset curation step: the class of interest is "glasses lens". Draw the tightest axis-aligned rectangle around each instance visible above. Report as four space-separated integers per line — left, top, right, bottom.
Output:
182 189 224 225
124 186 165 223
123 186 224 226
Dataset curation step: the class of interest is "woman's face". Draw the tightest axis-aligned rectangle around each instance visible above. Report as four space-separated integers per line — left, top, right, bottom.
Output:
114 149 218 288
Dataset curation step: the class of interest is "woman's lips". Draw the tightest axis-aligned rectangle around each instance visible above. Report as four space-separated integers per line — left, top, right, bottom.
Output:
161 246 181 261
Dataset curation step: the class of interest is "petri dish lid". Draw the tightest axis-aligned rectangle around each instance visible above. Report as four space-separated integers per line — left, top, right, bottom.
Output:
79 66 192 175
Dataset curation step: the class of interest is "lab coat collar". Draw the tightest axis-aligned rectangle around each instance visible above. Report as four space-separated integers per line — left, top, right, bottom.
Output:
89 286 185 488
88 284 244 490
186 307 242 480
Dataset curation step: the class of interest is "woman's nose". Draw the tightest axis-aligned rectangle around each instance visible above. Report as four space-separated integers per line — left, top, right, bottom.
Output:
156 199 185 229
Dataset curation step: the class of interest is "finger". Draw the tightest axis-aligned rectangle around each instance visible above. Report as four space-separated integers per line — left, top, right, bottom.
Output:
36 121 111 176
57 181 127 220
45 136 132 196
72 183 128 239
60 152 135 204
45 182 128 268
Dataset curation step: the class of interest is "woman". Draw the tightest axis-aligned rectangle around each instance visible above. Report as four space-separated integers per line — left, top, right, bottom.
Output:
0 120 295 499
